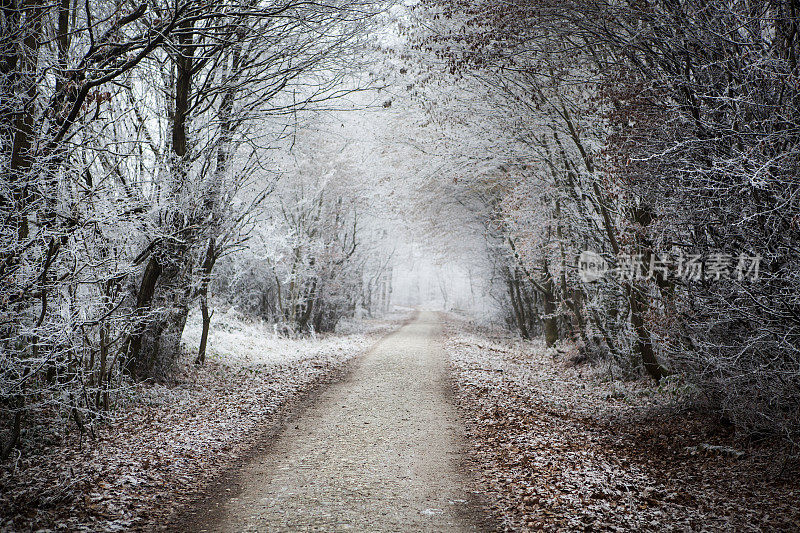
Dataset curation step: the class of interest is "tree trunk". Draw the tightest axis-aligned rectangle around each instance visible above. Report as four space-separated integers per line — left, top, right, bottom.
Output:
628 285 666 381
566 288 592 348
297 278 318 332
1 397 23 461
2 0 44 240
506 268 530 339
542 285 558 347
127 256 162 378
127 18 196 378
541 261 559 347
196 238 216 365
172 18 194 159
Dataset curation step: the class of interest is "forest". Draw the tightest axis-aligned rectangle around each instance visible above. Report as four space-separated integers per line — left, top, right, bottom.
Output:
2 0 799 530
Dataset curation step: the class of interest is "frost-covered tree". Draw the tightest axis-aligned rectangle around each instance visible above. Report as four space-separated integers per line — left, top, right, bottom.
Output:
213 109 397 334
400 0 800 441
0 0 381 458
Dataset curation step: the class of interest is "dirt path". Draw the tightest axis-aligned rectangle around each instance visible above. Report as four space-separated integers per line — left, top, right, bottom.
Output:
189 311 488 532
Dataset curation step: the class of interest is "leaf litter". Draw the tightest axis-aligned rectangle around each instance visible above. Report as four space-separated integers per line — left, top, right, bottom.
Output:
443 315 800 532
0 311 401 532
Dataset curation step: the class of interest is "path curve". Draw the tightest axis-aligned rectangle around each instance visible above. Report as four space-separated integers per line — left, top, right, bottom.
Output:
194 311 488 532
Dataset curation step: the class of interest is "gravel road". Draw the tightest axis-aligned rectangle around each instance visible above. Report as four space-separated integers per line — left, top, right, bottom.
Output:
194 311 489 532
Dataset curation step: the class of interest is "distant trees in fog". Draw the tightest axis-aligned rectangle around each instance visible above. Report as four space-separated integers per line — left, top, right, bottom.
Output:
212 129 395 336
